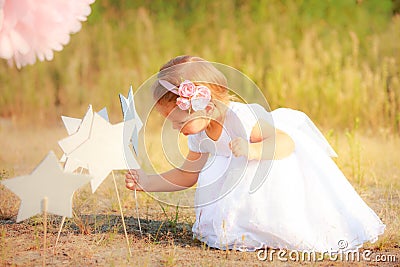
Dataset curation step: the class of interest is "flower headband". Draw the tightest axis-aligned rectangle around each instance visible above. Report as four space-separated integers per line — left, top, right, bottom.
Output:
159 79 211 112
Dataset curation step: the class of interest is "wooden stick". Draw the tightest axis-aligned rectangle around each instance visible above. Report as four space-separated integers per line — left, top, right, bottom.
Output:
54 167 84 253
111 171 132 257
54 216 66 254
129 144 142 236
134 188 142 236
42 197 48 267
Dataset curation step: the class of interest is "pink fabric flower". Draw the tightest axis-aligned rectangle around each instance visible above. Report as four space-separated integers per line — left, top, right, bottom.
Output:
178 80 197 98
176 97 191 110
191 85 211 111
194 85 212 99
158 79 212 112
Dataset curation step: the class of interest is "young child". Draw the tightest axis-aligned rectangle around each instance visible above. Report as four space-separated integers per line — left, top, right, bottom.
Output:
125 55 385 252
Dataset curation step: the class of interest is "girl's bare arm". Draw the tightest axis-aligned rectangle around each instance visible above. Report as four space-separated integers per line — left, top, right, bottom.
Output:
230 119 295 160
251 119 294 160
125 150 209 192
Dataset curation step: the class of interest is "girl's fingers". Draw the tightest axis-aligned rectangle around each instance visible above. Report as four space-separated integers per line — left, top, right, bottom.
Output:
127 169 137 176
126 170 139 179
229 138 247 157
125 175 138 183
125 169 147 191
229 140 237 151
126 182 135 188
125 177 137 184
125 169 140 189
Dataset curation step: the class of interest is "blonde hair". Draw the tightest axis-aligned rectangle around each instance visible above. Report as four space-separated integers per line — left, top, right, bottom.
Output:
152 55 231 106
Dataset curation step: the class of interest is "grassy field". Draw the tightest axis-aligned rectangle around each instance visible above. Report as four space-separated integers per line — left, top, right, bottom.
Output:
0 121 399 266
1 0 400 266
0 0 399 132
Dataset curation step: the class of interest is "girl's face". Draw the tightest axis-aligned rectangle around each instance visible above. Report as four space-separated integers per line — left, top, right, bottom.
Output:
156 102 210 135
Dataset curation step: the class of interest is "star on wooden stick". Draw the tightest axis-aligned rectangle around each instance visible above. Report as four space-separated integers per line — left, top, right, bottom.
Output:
119 86 143 155
119 86 144 236
59 106 110 172
61 106 109 136
1 151 92 222
58 111 139 193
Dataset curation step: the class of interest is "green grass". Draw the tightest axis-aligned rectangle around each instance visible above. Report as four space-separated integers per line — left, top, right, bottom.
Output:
1 0 399 133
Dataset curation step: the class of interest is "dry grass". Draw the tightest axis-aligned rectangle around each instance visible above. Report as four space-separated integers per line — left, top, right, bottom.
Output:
0 120 399 266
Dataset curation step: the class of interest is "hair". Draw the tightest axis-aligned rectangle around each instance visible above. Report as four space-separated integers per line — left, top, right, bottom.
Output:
152 55 231 107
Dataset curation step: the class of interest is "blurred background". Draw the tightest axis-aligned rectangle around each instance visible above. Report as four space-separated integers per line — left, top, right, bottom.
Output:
1 4 400 262
0 0 399 133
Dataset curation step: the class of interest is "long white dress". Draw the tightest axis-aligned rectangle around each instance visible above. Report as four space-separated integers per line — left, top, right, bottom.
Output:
188 101 385 252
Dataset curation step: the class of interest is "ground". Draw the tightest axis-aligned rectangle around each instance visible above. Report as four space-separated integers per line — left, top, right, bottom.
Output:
0 121 399 266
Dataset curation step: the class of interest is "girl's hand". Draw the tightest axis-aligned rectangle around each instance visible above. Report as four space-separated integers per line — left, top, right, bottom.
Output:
229 137 249 158
125 169 148 191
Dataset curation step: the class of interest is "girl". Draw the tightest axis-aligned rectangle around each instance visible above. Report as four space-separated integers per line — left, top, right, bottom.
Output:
125 55 385 252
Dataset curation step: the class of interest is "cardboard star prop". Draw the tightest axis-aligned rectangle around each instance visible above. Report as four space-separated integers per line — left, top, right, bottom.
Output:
59 115 84 166
59 105 93 156
59 106 109 169
61 106 109 136
59 111 139 193
61 116 82 136
119 86 143 155
119 87 144 236
1 151 92 222
58 105 93 173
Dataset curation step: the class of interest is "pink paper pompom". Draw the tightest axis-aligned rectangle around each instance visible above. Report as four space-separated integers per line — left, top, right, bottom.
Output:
0 0 95 68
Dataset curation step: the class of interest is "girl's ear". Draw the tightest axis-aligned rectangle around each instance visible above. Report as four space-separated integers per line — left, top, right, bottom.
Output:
204 102 215 115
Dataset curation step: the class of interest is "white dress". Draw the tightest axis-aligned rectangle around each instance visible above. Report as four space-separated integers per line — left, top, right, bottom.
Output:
188 102 385 252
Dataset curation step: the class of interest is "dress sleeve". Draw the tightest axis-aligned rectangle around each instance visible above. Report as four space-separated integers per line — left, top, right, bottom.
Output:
187 134 201 153
232 103 274 141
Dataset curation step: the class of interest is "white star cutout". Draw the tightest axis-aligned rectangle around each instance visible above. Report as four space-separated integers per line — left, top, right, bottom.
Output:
58 111 139 193
59 105 110 171
1 151 92 222
119 86 143 155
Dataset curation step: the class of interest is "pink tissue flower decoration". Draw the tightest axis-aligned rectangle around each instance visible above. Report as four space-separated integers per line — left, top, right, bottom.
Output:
178 80 197 98
176 97 191 110
0 0 95 69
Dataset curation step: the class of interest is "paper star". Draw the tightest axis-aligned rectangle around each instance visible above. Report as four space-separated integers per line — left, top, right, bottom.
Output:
58 112 139 193
61 106 109 136
61 116 82 136
119 86 143 155
59 105 93 155
59 115 83 166
1 151 92 222
59 106 110 169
